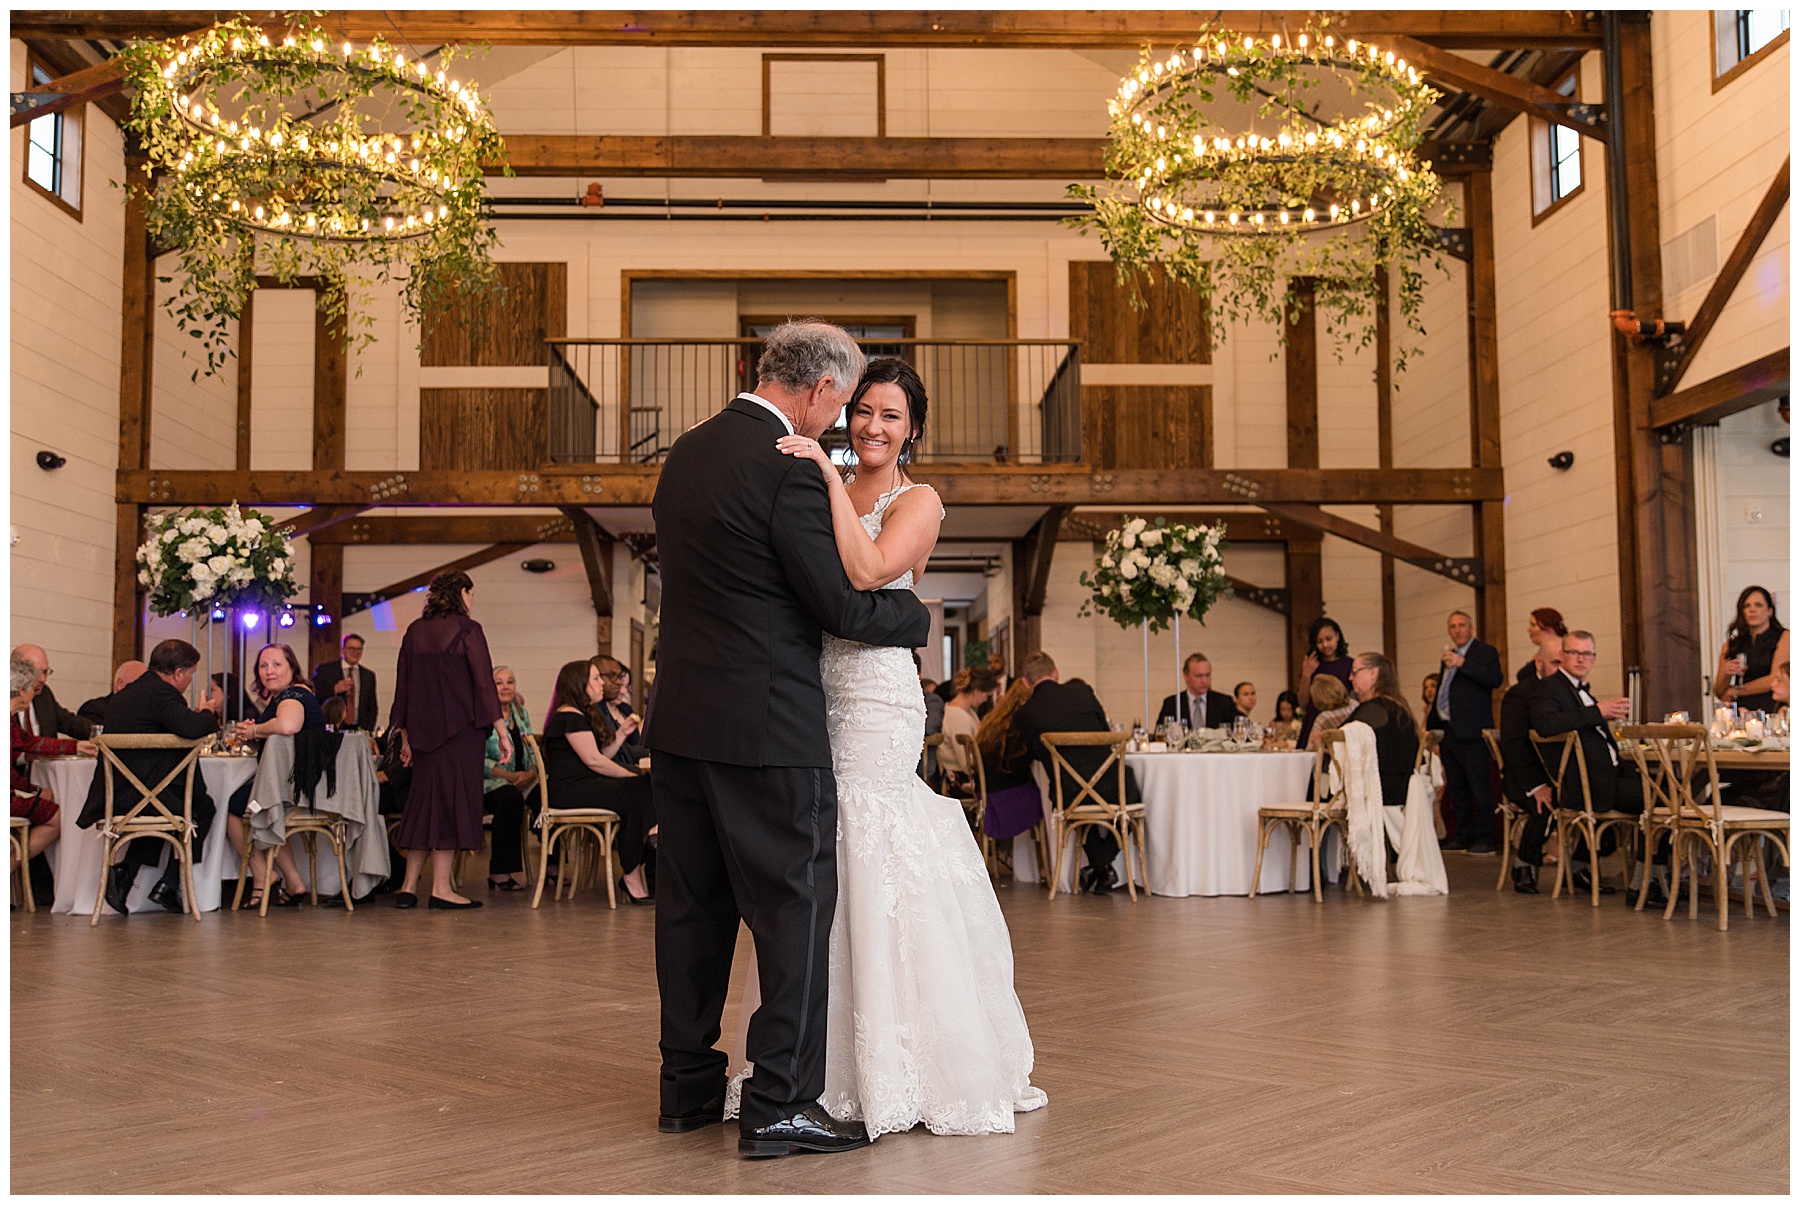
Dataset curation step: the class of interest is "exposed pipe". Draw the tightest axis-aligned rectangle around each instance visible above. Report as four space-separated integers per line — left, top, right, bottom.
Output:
1601 10 1633 313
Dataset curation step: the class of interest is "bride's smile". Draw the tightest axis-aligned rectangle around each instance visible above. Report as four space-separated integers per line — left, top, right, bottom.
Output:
847 382 915 471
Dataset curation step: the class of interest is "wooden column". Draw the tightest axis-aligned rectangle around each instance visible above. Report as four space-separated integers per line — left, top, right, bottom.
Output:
1011 506 1069 669
307 544 344 669
312 294 347 470
1607 15 1697 714
235 289 254 469
1375 266 1398 661
112 154 155 669
1284 278 1322 687
1464 168 1509 677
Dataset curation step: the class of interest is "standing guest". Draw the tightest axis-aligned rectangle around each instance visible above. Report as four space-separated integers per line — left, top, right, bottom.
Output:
1714 586 1789 713
1518 608 1568 684
78 660 147 726
938 667 997 779
312 632 379 731
541 659 657 904
1432 610 1504 855
388 570 510 911
1156 653 1237 732
482 665 538 892
1233 681 1258 720
1346 653 1421 808
76 639 223 915
1304 674 1356 754
225 643 327 909
12 643 93 741
1270 691 1302 743
10 655 82 874
1295 619 1354 748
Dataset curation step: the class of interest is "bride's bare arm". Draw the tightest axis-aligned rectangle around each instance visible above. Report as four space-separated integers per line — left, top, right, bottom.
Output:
776 436 940 589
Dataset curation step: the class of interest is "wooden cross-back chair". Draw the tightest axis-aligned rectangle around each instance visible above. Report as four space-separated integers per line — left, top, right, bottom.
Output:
1529 730 1639 907
524 734 620 909
1481 727 1532 891
10 815 34 913
1413 728 1443 774
927 732 992 877
1039 732 1146 901
1620 723 1789 931
90 735 208 924
1251 730 1349 903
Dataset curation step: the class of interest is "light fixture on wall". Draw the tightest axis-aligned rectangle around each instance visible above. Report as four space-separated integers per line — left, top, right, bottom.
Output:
1772 438 1789 458
35 450 66 470
1548 451 1575 470
521 558 556 573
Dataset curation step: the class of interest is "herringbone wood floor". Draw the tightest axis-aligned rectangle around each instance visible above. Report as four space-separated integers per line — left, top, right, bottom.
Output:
11 855 1788 1193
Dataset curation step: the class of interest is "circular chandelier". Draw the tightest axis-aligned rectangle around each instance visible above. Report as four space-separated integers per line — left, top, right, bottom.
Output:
119 16 509 375
1070 21 1449 369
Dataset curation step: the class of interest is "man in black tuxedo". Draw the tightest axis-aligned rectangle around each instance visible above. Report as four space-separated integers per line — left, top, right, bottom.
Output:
1008 651 1139 894
645 321 929 1158
77 639 223 914
1432 610 1505 853
1155 652 1237 731
1499 655 1556 894
13 643 93 741
311 632 378 730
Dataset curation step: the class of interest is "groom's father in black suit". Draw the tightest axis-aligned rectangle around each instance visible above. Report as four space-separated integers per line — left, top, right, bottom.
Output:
646 320 930 1157
1430 609 1504 853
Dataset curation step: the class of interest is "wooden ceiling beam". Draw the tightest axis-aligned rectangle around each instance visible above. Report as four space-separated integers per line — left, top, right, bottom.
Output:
13 39 130 127
277 504 373 539
1649 347 1789 434
340 543 531 617
1060 511 1303 543
10 11 1605 49
1379 34 1606 140
119 465 1504 508
493 134 1106 179
1256 502 1483 587
308 513 578 544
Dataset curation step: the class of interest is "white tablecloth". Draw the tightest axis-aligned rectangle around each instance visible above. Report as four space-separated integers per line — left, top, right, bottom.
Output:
1011 750 1324 897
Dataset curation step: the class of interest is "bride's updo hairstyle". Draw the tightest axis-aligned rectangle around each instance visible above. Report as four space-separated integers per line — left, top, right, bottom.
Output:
847 357 929 473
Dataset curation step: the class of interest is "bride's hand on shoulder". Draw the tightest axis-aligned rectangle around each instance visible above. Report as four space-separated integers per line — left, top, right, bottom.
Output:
776 435 836 483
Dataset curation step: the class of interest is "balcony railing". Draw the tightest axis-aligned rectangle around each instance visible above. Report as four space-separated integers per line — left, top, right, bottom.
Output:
546 338 1081 465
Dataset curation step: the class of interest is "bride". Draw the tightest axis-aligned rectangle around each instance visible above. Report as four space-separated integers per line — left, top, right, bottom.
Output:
726 356 1047 1140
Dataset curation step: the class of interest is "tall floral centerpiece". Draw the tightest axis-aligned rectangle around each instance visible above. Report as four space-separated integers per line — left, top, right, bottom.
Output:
1079 517 1231 729
137 503 298 617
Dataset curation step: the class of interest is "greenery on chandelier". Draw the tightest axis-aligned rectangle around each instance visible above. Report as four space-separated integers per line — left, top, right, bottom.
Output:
117 15 509 376
1068 20 1451 371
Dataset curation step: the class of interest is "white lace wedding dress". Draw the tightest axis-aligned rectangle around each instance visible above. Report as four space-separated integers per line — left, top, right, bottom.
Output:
727 482 1047 1139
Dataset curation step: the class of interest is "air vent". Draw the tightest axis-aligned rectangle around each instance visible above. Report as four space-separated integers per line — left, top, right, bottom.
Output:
1661 214 1719 299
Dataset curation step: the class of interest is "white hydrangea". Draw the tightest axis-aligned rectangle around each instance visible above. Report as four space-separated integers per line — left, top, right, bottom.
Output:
1139 528 1163 547
1126 517 1147 534
1148 562 1179 587
1179 557 1200 576
1119 558 1139 580
1120 529 1136 549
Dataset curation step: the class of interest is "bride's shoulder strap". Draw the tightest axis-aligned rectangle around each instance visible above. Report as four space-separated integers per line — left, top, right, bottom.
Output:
898 482 945 520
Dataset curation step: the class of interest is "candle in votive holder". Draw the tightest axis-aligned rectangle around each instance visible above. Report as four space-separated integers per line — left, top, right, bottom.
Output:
1745 717 1765 739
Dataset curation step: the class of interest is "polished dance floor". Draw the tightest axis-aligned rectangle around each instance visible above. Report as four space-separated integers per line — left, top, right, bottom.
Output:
11 855 1787 1193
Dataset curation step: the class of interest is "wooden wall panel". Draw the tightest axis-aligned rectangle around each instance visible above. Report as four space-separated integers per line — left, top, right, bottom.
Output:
420 388 549 470
1068 261 1209 364
1082 386 1211 470
421 262 568 367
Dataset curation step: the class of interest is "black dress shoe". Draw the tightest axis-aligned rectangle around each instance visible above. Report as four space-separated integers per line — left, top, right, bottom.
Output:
1569 869 1617 896
1439 838 1471 852
1090 865 1118 895
739 1104 871 1158
427 895 483 910
1076 865 1097 893
659 1103 725 1134
1466 841 1499 857
1511 865 1539 895
1637 879 1668 908
393 891 418 909
103 865 134 915
146 878 185 913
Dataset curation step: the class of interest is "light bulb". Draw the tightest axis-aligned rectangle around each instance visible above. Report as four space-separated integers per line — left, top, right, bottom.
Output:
1324 35 1334 49
1228 212 1238 224
254 204 264 219
437 204 447 217
1298 33 1309 49
1304 207 1315 221
1203 210 1214 223
1243 35 1253 49
384 216 394 230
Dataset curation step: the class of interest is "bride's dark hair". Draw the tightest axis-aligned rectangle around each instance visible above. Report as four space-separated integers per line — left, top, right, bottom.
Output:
846 357 928 474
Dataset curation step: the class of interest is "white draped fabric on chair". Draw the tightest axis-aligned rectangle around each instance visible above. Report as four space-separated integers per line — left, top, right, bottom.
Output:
1333 721 1448 898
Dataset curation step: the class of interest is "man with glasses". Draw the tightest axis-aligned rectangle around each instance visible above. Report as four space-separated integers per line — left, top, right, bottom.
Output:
12 643 93 742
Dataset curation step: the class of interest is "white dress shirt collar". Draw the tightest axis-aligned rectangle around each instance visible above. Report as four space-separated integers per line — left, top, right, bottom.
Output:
738 392 795 435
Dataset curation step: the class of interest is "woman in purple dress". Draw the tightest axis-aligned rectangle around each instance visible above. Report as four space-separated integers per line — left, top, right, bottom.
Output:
389 570 511 910
1294 617 1354 749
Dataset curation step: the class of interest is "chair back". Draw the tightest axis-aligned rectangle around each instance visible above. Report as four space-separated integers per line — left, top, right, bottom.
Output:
1413 728 1443 775
1616 722 1720 829
523 734 551 810
94 734 205 831
1480 727 1503 775
1039 732 1131 819
921 732 947 788
952 733 988 827
1528 730 1594 815
1318 728 1350 815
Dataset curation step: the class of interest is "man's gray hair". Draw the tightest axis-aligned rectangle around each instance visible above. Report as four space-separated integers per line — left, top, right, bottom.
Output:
755 319 866 395
10 654 37 699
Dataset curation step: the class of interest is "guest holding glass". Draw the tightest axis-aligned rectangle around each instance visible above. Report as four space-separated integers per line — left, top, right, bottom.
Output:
225 642 326 909
390 570 510 911
1304 674 1356 754
1295 618 1353 748
1714 586 1789 713
590 655 647 771
541 659 657 904
1347 652 1421 808
482 665 538 892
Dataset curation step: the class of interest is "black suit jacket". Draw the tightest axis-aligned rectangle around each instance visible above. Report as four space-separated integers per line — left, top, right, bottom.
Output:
1497 677 1551 805
644 398 932 768
1011 679 1139 807
1526 671 1624 813
32 685 92 741
1155 690 1237 730
77 672 219 829
1438 638 1504 740
311 661 379 730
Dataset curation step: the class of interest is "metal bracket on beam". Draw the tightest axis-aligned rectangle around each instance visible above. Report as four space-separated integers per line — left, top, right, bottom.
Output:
1433 226 1474 263
1229 582 1291 615
1414 557 1484 587
341 591 396 617
1546 101 1606 130
1657 421 1695 445
1421 140 1492 168
11 91 70 119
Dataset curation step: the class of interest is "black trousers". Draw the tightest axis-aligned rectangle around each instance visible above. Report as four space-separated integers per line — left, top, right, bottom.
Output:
482 783 537 875
652 750 836 1133
121 792 216 885
1441 736 1496 846
1517 770 1654 866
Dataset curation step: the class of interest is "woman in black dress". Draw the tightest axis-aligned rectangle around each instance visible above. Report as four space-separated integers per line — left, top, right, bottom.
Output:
1517 607 1567 684
1347 651 1422 809
225 642 326 909
1296 617 1354 749
541 659 657 904
390 571 509 911
588 654 647 770
1715 586 1790 713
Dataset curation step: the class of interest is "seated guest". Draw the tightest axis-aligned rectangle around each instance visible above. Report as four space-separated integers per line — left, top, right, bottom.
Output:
938 667 998 780
1304 674 1356 754
78 660 147 726
1157 652 1237 731
210 671 256 724
1009 651 1139 895
13 643 93 741
1346 653 1421 808
225 643 327 909
913 653 946 781
10 654 82 873
1421 673 1441 719
321 696 347 729
1233 681 1257 720
541 659 657 904
1502 650 1560 895
971 678 1044 852
590 655 647 771
482 665 538 891
76 639 222 914
1270 690 1302 743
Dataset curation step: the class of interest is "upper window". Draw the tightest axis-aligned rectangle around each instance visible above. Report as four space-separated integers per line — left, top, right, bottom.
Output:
21 56 84 218
1714 10 1790 90
1529 69 1585 224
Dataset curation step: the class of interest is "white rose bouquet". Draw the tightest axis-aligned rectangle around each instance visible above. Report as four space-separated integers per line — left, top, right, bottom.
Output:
1078 517 1230 633
136 502 298 617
